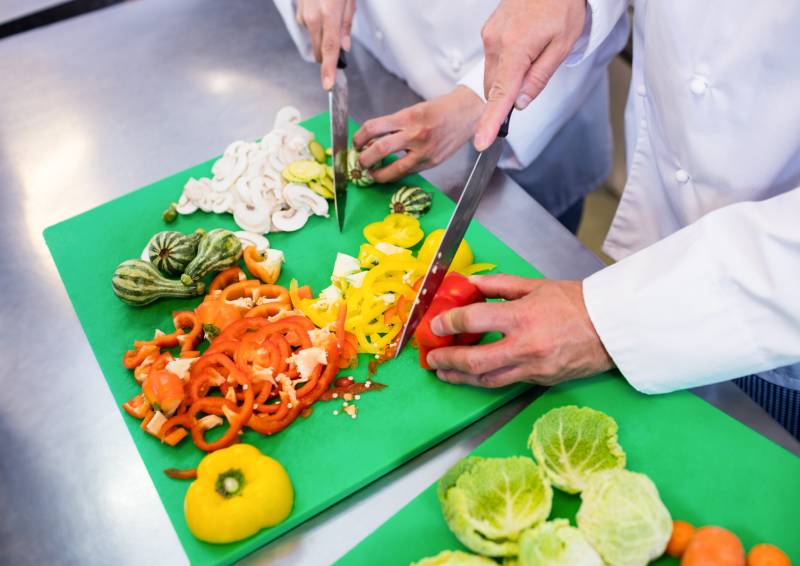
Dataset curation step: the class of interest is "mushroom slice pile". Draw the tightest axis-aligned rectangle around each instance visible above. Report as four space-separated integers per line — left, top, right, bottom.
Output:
174 106 328 234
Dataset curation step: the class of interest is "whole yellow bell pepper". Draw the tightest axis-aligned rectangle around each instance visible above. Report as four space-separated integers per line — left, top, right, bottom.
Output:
184 444 293 544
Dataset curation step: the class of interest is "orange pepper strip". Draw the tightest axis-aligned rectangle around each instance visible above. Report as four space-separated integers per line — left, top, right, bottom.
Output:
162 427 188 446
173 311 202 353
123 343 160 369
122 393 151 419
208 267 246 293
243 246 279 284
164 467 197 479
219 280 260 302
245 303 290 318
336 302 347 352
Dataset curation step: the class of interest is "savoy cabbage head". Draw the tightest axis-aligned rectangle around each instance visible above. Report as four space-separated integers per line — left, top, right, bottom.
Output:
411 550 497 566
576 469 672 566
518 519 603 566
438 456 553 557
528 406 626 493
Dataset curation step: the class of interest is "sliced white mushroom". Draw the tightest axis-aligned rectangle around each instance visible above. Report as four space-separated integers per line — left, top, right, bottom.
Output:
283 183 329 217
176 193 198 215
211 191 234 214
233 200 272 234
273 106 302 129
234 231 270 252
184 177 209 201
272 206 310 232
234 177 255 207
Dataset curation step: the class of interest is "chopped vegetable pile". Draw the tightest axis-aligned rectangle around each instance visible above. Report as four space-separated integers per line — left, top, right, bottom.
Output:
288 213 496 357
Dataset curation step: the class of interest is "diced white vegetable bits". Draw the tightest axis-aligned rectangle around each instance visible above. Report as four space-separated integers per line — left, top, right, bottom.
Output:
175 106 329 234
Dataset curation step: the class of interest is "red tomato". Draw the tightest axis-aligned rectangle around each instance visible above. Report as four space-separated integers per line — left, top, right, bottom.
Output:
414 273 486 370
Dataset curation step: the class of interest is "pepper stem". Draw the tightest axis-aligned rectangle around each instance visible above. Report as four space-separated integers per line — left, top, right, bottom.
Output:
215 468 245 498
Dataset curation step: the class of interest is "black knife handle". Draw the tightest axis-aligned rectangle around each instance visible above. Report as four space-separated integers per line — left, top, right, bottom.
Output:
498 108 512 138
337 50 347 70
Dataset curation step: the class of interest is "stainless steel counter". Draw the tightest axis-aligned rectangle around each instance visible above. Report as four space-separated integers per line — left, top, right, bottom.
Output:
0 1 796 564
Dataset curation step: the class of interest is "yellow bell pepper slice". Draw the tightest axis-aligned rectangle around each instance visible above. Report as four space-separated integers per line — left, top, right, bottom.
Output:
289 279 338 328
462 262 497 275
363 213 424 248
184 444 293 544
418 229 474 273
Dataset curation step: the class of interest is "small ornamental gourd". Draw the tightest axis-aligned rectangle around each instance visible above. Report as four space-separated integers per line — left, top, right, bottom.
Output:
148 229 204 276
347 148 376 187
389 186 432 218
181 229 243 286
113 259 205 306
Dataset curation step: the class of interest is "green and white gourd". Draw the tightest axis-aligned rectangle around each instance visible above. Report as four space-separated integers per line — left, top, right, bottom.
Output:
147 229 205 276
389 186 432 217
181 228 243 285
347 148 376 187
113 259 205 307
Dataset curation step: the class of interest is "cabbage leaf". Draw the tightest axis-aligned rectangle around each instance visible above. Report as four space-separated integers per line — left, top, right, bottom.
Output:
528 406 626 493
438 456 553 557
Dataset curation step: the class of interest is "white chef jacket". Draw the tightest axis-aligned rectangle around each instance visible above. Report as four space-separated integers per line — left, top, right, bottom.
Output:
273 0 628 216
579 1 800 392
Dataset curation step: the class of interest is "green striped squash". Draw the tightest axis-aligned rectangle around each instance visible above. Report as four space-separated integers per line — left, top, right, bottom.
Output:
347 148 376 187
389 186 432 217
180 228 243 285
147 229 204 276
112 259 205 306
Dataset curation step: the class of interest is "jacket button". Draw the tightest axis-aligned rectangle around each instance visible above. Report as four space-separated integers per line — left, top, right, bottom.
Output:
374 30 384 41
690 76 708 95
675 169 690 183
636 83 647 96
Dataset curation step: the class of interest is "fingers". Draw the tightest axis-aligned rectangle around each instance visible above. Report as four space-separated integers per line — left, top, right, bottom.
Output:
341 0 356 51
468 274 542 300
353 114 402 148
430 301 511 337
514 42 567 109
428 341 514 376
473 50 531 150
319 8 343 90
358 132 406 168
369 156 419 184
435 363 523 389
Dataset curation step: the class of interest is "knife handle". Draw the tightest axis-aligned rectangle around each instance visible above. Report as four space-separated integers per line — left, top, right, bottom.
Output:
498 109 512 138
337 50 347 70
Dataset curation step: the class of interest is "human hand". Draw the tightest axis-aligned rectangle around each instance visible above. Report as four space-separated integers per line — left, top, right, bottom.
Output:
474 0 587 150
352 85 483 183
296 0 356 90
426 274 613 388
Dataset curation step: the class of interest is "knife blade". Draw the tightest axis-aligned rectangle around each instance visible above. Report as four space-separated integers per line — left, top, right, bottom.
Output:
394 112 512 359
328 50 349 232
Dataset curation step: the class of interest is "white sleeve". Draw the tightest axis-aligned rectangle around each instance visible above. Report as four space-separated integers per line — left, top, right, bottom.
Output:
583 188 800 394
566 0 629 66
273 0 315 62
457 15 627 170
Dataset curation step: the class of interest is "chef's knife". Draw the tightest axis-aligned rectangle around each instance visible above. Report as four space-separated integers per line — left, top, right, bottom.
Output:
394 112 512 358
329 50 349 231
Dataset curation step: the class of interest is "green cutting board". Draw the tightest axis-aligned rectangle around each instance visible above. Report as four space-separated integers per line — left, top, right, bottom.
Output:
43 113 541 565
339 375 800 565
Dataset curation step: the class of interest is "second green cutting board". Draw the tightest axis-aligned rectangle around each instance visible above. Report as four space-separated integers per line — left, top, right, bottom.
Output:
339 375 800 565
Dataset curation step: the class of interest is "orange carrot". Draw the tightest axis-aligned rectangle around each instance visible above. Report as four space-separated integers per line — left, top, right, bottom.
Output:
667 520 696 558
747 544 791 566
681 526 745 566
